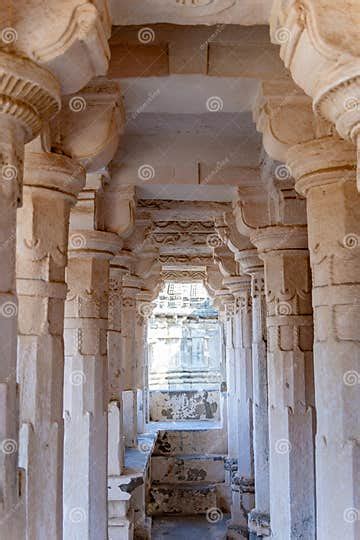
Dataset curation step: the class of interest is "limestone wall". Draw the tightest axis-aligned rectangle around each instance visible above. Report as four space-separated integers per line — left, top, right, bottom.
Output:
149 390 221 422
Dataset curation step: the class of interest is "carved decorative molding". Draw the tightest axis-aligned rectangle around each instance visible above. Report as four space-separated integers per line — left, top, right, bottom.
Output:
161 269 206 282
153 221 214 233
270 0 360 187
0 51 60 141
253 79 332 163
159 254 213 265
52 77 124 173
14 0 111 93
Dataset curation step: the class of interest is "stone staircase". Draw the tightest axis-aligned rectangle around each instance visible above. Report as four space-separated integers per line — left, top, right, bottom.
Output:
147 427 230 517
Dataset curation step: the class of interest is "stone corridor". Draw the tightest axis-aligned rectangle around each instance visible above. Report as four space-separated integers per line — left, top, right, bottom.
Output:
0 1 360 539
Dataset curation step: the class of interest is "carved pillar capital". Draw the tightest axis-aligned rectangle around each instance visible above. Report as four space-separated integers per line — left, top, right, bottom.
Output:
0 51 61 206
214 290 235 320
270 0 360 187
100 185 136 237
251 224 308 253
224 275 252 313
0 51 60 141
287 136 356 197
213 245 238 279
23 150 85 195
10 0 111 94
253 78 332 163
51 78 124 173
68 229 122 262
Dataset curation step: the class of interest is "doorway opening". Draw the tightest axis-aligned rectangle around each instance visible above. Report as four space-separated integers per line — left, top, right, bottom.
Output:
147 281 224 423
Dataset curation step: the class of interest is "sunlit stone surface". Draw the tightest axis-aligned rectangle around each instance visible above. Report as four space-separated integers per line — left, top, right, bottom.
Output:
0 1 359 538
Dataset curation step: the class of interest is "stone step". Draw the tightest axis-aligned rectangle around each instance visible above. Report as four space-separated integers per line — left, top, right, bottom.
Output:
147 483 218 516
153 429 226 456
151 454 226 484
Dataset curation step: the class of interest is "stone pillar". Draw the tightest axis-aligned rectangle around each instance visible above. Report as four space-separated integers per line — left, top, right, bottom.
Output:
16 151 84 540
252 226 316 540
217 292 237 460
0 52 60 535
247 267 270 538
135 307 146 435
226 277 254 540
108 257 127 477
135 295 154 435
121 275 142 447
63 230 121 540
107 256 133 540
288 137 360 540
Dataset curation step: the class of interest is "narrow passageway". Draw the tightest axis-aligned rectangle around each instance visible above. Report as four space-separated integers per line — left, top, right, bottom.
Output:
146 422 229 540
2 3 359 539
145 284 230 538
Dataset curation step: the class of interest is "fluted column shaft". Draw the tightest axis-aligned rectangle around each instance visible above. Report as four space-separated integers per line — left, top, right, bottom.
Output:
16 152 84 540
289 137 360 540
252 226 316 540
63 230 121 540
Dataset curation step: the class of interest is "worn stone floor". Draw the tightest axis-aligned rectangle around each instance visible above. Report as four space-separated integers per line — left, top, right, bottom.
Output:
151 515 228 539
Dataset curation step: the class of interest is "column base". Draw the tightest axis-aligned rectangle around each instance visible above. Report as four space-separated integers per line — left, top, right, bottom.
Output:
227 475 255 540
248 509 271 538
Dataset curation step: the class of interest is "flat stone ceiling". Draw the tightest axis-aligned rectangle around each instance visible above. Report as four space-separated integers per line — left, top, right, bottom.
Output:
109 0 272 26
108 23 278 201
